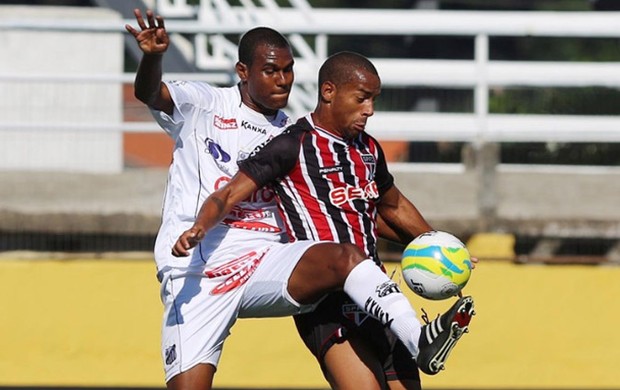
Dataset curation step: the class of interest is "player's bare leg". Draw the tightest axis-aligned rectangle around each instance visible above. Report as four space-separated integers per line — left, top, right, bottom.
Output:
167 363 216 390
287 242 365 304
323 338 385 390
288 243 423 359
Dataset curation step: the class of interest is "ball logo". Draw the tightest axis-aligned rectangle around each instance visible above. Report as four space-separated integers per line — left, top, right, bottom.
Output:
329 181 379 206
408 280 426 296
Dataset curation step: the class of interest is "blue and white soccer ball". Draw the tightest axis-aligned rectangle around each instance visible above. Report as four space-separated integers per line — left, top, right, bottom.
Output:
401 231 473 300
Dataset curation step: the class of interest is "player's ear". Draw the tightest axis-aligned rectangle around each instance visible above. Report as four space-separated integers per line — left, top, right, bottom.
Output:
320 81 336 103
236 61 249 83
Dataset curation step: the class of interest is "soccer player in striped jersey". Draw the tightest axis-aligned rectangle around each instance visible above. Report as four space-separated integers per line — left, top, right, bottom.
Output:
175 51 476 389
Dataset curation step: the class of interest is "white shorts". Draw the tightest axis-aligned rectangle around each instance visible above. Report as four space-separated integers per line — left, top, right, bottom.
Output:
159 240 320 382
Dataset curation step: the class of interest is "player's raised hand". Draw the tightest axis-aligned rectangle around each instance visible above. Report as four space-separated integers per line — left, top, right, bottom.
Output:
172 226 205 257
125 9 169 55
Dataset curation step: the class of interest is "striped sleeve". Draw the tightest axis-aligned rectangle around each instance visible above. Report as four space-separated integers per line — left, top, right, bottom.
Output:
238 129 304 188
373 138 395 196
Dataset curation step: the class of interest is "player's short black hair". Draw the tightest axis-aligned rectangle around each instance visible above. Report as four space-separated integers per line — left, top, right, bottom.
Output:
318 51 379 87
238 27 291 66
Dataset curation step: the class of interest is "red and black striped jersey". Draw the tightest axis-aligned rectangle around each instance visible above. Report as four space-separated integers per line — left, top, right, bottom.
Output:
239 114 394 262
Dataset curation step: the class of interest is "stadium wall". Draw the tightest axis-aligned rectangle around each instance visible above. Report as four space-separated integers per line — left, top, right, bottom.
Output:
0 6 124 173
0 258 618 389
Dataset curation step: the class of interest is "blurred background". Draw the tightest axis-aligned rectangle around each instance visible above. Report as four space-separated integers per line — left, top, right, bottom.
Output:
0 0 619 389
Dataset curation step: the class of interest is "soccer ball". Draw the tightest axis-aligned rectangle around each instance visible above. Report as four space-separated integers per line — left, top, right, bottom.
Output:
401 231 472 300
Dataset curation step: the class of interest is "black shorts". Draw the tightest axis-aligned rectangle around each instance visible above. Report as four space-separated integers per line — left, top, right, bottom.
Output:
294 291 420 382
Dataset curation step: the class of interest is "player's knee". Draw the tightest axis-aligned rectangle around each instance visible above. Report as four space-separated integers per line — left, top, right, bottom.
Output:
331 243 366 281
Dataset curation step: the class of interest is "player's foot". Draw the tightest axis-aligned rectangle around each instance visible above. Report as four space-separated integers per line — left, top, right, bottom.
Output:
416 295 475 375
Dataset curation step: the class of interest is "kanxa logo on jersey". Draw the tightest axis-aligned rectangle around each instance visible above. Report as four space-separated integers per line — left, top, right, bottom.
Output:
205 250 267 294
214 115 238 130
241 120 267 134
329 181 379 206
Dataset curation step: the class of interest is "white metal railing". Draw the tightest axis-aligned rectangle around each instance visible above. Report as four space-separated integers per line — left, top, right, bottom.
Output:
2 3 619 231
2 6 619 144
147 2 620 231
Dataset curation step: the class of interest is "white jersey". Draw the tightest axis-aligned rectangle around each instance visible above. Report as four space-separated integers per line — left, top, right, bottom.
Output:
151 80 291 272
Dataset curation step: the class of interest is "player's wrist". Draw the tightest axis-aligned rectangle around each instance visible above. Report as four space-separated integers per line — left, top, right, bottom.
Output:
191 225 206 239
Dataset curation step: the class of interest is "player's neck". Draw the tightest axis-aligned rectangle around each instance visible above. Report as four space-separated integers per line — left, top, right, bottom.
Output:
239 84 279 117
311 111 342 138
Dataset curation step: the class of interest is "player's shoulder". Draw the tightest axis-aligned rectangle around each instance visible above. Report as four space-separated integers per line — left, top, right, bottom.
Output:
271 120 308 148
360 129 380 144
260 118 312 155
355 131 384 154
283 116 313 136
209 84 242 104
165 80 240 107
166 79 215 94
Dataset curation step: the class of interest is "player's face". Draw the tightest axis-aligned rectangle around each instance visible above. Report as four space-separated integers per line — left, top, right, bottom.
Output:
331 69 381 140
241 44 294 115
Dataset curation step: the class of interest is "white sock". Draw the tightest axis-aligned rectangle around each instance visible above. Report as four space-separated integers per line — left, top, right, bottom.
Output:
343 259 422 357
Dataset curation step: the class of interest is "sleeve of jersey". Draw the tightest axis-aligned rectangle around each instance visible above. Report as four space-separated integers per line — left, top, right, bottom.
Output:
238 131 302 188
149 81 216 140
375 141 395 197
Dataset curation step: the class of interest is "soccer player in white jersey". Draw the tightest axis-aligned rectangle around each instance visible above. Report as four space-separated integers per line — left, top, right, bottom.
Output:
174 51 477 390
127 9 300 389
126 9 416 390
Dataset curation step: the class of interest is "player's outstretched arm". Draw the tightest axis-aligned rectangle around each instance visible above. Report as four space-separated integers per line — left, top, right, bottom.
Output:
377 185 433 244
172 172 260 257
379 186 479 272
125 8 173 113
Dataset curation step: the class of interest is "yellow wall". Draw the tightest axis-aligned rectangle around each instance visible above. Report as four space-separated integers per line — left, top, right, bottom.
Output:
1 258 619 389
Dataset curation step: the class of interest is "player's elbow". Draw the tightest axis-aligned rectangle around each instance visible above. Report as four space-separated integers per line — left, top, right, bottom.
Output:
134 88 158 106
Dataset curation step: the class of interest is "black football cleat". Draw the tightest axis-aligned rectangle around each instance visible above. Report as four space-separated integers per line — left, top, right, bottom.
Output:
416 295 475 375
